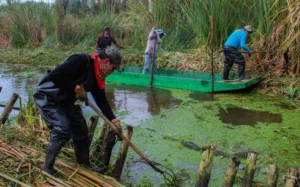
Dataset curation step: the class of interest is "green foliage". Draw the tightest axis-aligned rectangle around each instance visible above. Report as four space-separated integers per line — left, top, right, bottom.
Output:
18 90 41 128
0 0 289 50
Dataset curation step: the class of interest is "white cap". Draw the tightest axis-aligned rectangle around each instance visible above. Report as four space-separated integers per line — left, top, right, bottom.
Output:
243 25 253 32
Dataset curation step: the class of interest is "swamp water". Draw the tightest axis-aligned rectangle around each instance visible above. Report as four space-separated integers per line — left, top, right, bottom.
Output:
0 64 299 186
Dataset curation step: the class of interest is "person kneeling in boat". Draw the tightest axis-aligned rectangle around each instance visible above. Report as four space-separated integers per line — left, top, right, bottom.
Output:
142 28 166 74
223 25 253 80
33 46 122 175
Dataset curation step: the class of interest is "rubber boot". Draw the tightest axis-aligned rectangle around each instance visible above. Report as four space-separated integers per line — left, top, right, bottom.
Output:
223 67 231 80
74 142 90 167
44 139 65 175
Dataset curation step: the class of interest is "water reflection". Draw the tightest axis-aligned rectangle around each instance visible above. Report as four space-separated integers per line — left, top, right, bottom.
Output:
219 106 282 126
0 64 182 126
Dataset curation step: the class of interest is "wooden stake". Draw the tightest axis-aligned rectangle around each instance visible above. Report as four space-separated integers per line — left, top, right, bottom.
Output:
114 125 133 179
0 93 19 125
92 122 107 162
267 165 278 187
243 152 258 187
195 145 215 187
87 115 99 143
285 168 298 187
222 157 240 187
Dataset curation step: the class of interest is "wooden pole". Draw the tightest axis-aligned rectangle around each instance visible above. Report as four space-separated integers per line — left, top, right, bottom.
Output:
210 16 215 99
285 168 298 187
267 165 278 187
87 115 99 144
92 122 107 164
195 145 215 187
0 93 19 125
243 152 258 187
222 157 240 187
113 125 133 179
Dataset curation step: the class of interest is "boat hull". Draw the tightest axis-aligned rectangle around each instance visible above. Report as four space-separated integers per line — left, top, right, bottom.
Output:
106 66 261 92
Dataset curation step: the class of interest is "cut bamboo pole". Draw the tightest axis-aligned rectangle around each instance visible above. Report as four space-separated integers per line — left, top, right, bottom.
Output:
222 157 240 187
0 93 19 125
56 160 124 187
195 145 215 187
243 152 258 187
0 172 31 187
87 115 99 144
114 125 133 179
267 165 278 187
41 170 72 187
285 168 298 187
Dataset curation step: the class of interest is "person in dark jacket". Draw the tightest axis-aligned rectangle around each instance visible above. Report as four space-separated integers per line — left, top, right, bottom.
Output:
95 26 122 52
34 46 122 175
223 25 253 80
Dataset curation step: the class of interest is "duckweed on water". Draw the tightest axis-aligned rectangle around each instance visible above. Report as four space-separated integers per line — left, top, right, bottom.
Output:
122 91 299 186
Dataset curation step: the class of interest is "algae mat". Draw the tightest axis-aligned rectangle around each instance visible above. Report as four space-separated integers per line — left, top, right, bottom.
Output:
119 91 299 186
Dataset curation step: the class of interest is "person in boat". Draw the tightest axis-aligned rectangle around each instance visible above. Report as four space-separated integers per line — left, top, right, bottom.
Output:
223 25 253 80
95 26 123 53
33 46 122 175
142 27 166 74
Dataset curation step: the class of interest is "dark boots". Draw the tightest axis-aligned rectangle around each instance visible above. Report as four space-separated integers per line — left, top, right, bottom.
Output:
44 139 65 175
223 67 231 80
74 142 90 167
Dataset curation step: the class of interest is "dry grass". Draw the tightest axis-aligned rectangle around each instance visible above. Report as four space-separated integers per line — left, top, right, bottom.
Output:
0 126 124 187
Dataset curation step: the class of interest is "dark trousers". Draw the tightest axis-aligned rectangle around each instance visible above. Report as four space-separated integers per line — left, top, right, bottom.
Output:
223 47 245 80
34 92 89 144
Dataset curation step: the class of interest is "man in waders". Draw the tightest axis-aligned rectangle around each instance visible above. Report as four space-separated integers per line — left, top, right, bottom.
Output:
34 46 122 175
142 28 166 74
95 26 123 53
223 25 253 80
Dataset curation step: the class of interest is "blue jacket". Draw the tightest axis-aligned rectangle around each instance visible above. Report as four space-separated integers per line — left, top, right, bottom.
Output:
224 29 251 52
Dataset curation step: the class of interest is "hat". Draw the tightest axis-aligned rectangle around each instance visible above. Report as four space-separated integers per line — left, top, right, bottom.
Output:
243 25 253 33
155 29 166 37
104 26 110 31
105 46 123 72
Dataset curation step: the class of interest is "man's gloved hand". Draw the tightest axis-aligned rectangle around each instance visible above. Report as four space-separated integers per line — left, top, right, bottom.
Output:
74 84 87 102
118 46 124 50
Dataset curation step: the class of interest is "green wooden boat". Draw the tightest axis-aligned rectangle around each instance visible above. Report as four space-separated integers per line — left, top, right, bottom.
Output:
106 66 262 92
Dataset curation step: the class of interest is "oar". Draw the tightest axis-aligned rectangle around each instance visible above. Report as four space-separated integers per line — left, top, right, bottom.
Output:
87 99 164 174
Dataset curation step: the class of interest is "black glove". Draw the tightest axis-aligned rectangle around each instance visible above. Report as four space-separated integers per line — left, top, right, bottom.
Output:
119 46 124 50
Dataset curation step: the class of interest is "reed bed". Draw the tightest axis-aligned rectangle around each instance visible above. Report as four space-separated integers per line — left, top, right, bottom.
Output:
0 126 124 187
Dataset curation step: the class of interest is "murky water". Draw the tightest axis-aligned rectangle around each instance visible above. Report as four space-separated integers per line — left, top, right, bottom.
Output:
0 64 182 126
219 106 282 126
1 64 299 186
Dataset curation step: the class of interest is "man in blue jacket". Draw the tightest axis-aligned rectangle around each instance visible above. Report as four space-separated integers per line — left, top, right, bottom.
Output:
223 25 253 80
